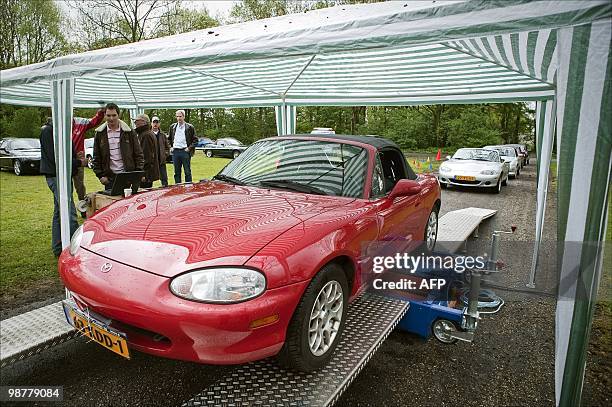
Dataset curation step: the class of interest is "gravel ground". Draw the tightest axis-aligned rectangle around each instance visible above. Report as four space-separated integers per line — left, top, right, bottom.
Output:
1 163 609 406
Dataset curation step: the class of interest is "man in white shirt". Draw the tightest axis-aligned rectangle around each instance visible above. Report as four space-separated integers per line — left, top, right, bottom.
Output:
168 110 197 183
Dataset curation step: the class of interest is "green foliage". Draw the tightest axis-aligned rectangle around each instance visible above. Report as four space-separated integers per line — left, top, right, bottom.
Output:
0 106 46 138
155 4 219 37
0 0 66 69
444 105 503 147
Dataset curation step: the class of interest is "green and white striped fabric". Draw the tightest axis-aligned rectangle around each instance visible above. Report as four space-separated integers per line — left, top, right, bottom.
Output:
554 18 611 406
0 2 610 405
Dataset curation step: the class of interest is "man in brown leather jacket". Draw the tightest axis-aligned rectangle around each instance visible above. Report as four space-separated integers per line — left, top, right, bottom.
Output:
134 113 160 188
93 103 144 190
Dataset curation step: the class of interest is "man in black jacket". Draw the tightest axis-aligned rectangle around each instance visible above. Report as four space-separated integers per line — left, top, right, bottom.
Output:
39 118 87 256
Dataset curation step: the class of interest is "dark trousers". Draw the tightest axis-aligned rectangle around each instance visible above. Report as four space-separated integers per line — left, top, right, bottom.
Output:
159 163 168 187
46 177 79 256
172 149 192 183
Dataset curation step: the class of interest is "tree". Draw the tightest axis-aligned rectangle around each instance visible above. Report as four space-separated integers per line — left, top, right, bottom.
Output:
154 4 218 37
0 0 67 69
69 0 179 46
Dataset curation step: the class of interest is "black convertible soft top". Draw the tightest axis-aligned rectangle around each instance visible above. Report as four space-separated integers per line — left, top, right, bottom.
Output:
289 134 401 150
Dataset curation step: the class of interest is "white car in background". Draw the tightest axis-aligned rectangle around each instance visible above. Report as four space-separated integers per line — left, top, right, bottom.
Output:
84 138 94 169
438 148 509 193
484 145 520 178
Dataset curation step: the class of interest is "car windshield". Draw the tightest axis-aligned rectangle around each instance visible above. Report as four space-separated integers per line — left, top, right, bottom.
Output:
219 138 241 146
453 149 498 162
11 139 40 149
217 139 368 198
486 147 516 157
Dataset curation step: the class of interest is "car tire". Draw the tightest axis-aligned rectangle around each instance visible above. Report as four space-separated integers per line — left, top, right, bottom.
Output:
205 150 212 158
13 159 22 176
440 182 447 189
277 263 349 372
492 177 501 193
502 176 507 186
424 206 439 252
232 150 240 159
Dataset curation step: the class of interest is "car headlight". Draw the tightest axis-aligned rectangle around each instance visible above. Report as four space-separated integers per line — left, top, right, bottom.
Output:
69 225 84 256
170 267 266 303
480 169 497 175
439 164 450 172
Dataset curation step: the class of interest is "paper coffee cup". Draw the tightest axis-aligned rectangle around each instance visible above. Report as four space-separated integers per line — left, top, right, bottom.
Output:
124 188 132 198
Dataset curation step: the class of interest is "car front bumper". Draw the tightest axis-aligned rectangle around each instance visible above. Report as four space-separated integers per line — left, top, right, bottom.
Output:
437 172 500 187
59 248 309 364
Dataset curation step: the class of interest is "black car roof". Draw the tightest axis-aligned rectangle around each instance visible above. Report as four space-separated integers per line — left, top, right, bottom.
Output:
287 134 401 150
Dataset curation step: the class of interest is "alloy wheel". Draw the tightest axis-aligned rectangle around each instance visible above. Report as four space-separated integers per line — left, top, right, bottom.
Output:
426 210 438 251
13 160 21 175
308 280 344 356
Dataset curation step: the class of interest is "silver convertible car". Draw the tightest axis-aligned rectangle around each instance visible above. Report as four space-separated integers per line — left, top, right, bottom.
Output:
438 148 509 193
484 145 521 178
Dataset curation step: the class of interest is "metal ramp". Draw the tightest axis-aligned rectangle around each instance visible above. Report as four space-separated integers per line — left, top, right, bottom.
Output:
183 293 409 407
0 301 77 368
436 207 497 253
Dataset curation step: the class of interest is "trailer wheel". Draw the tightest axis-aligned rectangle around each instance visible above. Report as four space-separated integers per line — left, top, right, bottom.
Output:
432 319 459 344
278 263 348 372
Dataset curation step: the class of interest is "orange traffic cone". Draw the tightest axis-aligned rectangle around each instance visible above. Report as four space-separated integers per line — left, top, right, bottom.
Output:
436 149 441 161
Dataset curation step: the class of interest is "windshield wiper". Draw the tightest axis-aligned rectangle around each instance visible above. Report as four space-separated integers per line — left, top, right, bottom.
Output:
258 180 329 195
213 174 246 185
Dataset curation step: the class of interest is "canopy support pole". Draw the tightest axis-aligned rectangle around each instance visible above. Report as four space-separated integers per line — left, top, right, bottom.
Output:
124 73 140 112
284 55 316 95
181 67 280 96
275 100 296 136
50 79 75 249
528 99 556 287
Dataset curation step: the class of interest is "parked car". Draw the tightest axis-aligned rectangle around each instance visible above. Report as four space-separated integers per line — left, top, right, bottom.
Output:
311 127 336 134
0 138 41 175
84 138 95 169
203 137 248 158
195 137 214 149
483 145 520 178
504 143 529 166
438 148 509 193
59 134 441 372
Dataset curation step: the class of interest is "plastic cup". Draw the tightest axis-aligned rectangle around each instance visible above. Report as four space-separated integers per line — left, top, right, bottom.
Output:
124 188 132 198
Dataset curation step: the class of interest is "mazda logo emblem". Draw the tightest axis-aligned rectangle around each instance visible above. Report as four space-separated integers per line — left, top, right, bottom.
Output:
100 263 113 273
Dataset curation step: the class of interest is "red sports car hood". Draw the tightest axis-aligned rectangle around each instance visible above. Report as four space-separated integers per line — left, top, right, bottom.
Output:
81 181 353 276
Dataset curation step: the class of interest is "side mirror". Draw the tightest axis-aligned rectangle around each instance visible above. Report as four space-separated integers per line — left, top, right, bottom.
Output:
389 179 422 200
446 155 451 160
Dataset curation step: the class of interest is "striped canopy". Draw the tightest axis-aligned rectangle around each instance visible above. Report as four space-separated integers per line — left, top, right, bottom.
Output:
0 2 610 406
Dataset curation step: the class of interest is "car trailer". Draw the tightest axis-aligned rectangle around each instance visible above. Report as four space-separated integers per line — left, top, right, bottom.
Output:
1 207 503 406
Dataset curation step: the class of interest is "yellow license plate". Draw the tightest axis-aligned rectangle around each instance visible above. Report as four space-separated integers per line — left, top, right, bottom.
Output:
455 175 476 181
63 301 130 359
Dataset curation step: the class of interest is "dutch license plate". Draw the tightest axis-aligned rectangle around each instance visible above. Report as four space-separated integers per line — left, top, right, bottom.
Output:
62 301 130 359
455 175 476 181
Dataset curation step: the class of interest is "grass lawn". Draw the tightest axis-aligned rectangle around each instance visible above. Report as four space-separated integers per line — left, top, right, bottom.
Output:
0 154 229 293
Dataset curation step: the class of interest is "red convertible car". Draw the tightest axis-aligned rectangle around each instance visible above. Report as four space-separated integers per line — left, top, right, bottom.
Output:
59 134 441 371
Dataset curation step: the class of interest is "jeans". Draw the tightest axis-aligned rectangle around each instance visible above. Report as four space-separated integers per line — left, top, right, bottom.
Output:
46 177 79 256
159 163 168 187
172 149 192 183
